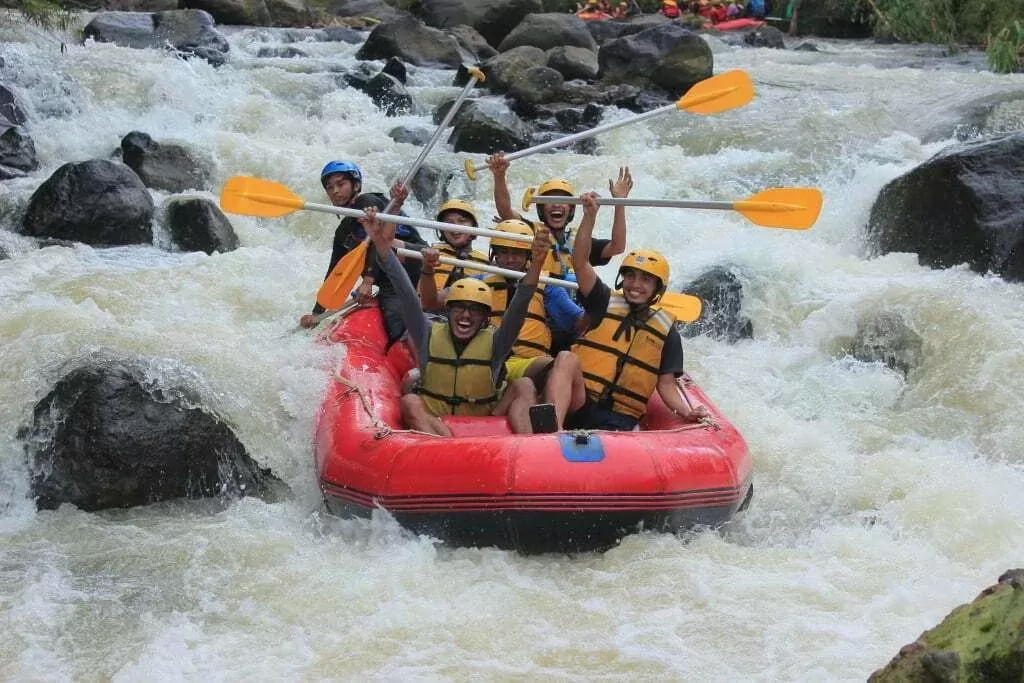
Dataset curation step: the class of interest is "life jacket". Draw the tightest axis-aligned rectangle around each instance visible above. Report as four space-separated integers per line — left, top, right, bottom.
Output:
427 242 490 291
484 274 552 359
576 7 610 19
571 294 677 420
661 0 681 17
416 322 499 417
526 219 576 280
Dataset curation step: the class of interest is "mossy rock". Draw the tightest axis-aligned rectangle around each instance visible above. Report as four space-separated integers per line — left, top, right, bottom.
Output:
869 569 1024 682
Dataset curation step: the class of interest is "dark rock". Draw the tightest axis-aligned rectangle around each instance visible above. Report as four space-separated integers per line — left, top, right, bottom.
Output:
743 26 785 48
82 10 230 66
498 13 597 53
120 131 214 193
178 0 269 26
507 65 564 107
586 14 669 45
362 71 414 116
326 0 408 23
388 125 434 146
866 132 1024 282
0 85 28 125
599 23 712 94
793 41 819 51
22 362 287 511
0 122 38 172
847 312 923 378
163 195 239 254
356 15 463 68
481 45 546 93
676 266 752 342
410 163 450 205
446 24 498 62
547 45 599 80
446 98 531 153
256 45 308 58
21 159 154 246
381 56 407 84
416 0 541 49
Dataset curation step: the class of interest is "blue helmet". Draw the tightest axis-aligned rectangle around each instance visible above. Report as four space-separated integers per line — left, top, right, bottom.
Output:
320 161 362 187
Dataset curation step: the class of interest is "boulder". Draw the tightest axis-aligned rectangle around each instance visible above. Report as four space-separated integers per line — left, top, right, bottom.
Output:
326 0 409 23
0 119 38 173
120 131 214 193
866 132 1024 282
743 25 785 48
22 362 287 511
547 45 599 81
446 98 531 153
416 0 541 49
356 15 463 68
82 10 230 65
388 125 433 146
498 13 597 53
163 196 239 254
676 266 752 342
507 65 564 107
0 84 28 125
362 71 413 116
178 0 270 25
599 23 713 94
586 13 669 45
870 569 1024 681
846 312 923 378
481 45 547 93
446 24 498 62
21 159 155 246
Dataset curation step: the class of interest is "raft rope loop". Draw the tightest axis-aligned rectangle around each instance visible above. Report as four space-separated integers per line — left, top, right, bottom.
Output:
333 366 445 440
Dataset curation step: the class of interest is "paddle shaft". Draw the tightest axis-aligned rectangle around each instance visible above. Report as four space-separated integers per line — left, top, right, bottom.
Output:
398 71 481 189
466 103 677 174
295 200 534 244
530 195 738 210
395 247 577 291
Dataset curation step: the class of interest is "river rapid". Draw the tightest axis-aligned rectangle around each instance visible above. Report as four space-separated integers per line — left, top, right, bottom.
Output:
2 19 1024 680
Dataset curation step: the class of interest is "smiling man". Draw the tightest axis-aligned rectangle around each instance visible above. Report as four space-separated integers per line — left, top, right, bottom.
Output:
360 207 551 437
541 192 709 432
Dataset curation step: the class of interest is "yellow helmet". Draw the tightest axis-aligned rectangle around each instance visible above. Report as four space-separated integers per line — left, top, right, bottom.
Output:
435 199 479 226
537 178 575 196
489 219 534 251
534 178 576 225
617 249 670 301
446 277 492 310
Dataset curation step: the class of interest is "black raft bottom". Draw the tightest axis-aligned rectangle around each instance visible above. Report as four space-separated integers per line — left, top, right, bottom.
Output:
323 496 750 554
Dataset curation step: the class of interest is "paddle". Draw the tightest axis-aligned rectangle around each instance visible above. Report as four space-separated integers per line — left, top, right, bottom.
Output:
395 66 484 194
394 248 703 323
522 187 823 230
219 177 703 321
462 69 755 179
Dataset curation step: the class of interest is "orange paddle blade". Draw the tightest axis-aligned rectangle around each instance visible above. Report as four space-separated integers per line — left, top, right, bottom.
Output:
733 188 823 230
676 69 755 115
316 239 369 311
661 292 703 323
220 176 305 218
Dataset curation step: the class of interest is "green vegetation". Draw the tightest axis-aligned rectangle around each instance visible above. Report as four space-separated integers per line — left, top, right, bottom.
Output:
2 0 76 32
986 19 1024 72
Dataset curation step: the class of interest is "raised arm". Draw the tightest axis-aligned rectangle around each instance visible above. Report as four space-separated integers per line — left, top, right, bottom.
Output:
571 192 601 297
361 207 428 349
486 153 517 220
601 166 632 260
416 248 447 311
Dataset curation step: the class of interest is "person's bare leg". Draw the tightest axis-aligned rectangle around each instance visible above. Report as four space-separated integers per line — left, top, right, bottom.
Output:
399 394 452 437
543 351 588 429
501 378 537 434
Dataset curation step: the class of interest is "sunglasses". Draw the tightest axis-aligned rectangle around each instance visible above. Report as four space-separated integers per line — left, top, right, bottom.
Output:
448 302 489 317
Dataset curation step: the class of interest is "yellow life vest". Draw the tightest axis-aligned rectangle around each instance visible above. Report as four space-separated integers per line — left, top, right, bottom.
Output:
416 322 499 417
571 294 677 419
428 243 490 291
484 274 551 358
525 219 576 280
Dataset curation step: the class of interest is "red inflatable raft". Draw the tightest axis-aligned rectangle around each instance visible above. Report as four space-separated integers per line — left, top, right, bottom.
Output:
315 304 753 553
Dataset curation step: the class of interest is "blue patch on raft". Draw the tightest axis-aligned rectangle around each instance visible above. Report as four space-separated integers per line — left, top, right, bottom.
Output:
558 433 605 462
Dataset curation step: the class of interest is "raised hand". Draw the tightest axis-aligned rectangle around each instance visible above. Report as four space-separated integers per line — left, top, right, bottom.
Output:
421 248 441 274
485 152 510 177
580 191 600 219
360 207 394 248
389 181 409 206
609 166 633 198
